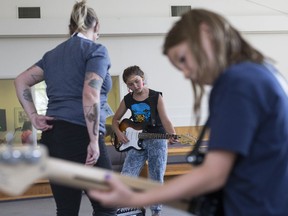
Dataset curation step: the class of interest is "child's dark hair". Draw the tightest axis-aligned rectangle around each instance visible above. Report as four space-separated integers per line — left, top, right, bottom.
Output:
122 65 145 83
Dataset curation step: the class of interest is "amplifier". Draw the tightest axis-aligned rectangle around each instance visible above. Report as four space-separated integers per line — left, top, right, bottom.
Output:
116 207 146 216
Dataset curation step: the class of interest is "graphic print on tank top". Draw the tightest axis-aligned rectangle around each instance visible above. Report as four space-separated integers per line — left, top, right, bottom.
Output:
131 103 151 123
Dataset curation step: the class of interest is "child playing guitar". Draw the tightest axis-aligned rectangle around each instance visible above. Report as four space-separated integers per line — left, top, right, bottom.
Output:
112 65 177 216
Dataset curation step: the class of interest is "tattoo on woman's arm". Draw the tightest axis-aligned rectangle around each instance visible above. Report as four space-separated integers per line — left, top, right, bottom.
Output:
25 65 43 83
85 72 103 90
31 74 43 83
89 79 102 90
23 89 33 102
85 103 99 136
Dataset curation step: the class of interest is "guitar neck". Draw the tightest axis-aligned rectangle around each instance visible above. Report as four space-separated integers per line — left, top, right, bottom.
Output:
47 158 190 212
46 158 160 191
138 133 176 140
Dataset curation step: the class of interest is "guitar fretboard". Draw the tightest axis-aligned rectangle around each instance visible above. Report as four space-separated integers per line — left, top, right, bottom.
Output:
116 207 145 216
138 133 178 140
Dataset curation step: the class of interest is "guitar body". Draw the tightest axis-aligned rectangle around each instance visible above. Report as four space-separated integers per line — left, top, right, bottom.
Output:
118 118 145 132
113 119 146 152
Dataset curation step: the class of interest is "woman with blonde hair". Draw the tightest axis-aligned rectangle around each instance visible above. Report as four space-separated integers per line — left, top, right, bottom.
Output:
89 9 288 216
15 1 116 215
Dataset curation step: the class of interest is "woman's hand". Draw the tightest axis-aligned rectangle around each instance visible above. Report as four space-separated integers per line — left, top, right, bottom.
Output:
86 142 100 166
30 114 54 131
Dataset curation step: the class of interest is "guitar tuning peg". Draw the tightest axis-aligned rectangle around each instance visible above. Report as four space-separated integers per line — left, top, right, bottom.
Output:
0 149 11 163
0 148 22 164
23 148 42 164
0 146 43 164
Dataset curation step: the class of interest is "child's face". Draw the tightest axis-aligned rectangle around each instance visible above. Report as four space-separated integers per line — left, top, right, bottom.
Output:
167 23 215 85
126 75 144 93
167 41 199 81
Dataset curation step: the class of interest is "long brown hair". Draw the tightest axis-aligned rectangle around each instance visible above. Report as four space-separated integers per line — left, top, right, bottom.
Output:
163 9 264 121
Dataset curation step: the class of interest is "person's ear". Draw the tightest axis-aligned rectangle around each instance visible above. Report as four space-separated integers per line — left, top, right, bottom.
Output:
94 23 100 33
94 23 100 39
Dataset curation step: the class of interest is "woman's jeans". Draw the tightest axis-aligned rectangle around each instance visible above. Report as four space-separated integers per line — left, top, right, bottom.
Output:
121 138 167 214
41 120 116 216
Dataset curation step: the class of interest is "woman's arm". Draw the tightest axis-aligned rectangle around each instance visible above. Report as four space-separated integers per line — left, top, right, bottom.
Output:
14 65 54 131
89 150 236 207
82 72 103 166
111 100 129 144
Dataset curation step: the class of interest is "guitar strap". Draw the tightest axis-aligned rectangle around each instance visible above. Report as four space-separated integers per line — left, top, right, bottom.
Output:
147 90 162 127
186 117 210 165
147 94 156 127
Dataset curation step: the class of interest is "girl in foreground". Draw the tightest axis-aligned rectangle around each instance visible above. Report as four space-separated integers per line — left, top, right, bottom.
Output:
89 9 288 216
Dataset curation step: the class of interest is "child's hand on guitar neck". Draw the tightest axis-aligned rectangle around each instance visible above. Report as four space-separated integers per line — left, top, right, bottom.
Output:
168 134 178 145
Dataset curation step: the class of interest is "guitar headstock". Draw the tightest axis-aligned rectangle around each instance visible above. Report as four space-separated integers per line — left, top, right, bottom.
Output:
0 145 48 196
177 134 198 145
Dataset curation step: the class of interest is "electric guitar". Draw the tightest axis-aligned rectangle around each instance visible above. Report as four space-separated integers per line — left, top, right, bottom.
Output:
0 144 191 213
112 118 197 152
0 145 161 197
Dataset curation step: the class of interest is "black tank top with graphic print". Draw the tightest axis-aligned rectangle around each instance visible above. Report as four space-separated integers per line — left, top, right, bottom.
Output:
124 89 165 133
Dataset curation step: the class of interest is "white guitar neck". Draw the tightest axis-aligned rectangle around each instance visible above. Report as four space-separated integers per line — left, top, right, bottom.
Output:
46 158 160 191
0 145 160 197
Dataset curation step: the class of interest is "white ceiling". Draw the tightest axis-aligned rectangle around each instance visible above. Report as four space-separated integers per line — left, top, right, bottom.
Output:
190 0 288 16
244 0 288 15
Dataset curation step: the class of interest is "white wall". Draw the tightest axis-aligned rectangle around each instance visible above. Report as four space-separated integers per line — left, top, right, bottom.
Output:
1 0 288 126
243 33 288 73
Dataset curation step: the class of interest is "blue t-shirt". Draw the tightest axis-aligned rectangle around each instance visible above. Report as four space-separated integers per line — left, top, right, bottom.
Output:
36 35 112 132
208 61 288 215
